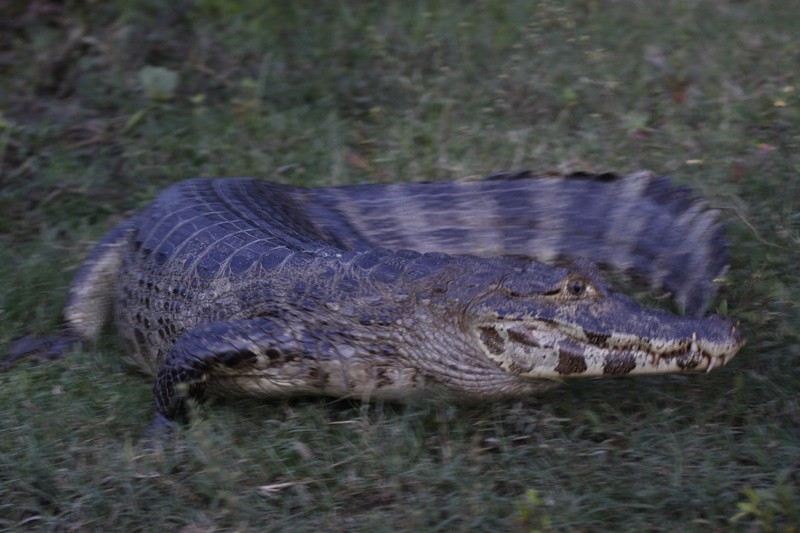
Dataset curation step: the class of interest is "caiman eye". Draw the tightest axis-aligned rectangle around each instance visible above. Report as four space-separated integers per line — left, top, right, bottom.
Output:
566 278 587 297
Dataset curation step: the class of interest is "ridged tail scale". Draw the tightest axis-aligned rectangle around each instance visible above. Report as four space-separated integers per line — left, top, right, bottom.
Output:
292 170 728 316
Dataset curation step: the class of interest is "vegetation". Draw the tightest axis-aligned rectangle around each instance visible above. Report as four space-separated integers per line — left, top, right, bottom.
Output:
1 1 798 530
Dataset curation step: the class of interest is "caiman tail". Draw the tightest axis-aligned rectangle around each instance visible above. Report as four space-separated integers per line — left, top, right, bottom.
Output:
293 170 727 316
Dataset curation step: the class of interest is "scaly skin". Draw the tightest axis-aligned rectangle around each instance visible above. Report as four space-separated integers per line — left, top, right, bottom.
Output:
8 171 745 426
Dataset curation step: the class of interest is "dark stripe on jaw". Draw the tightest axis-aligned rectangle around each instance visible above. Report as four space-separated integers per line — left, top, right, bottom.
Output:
555 341 588 375
586 332 610 345
479 327 505 356
603 354 637 375
507 329 541 348
508 360 535 375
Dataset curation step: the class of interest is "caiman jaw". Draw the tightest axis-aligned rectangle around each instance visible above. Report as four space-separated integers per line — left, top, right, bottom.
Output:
476 318 746 379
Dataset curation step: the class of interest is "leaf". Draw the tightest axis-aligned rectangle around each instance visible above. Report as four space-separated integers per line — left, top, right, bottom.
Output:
125 109 147 132
138 66 179 101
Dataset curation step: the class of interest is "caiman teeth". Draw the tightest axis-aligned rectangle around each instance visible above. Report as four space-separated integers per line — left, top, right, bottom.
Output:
705 355 717 373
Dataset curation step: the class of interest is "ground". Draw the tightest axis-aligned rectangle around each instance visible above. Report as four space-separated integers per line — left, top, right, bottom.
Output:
1 1 798 531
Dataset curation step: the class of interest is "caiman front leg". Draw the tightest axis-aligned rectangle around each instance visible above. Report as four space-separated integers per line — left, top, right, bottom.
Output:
151 317 305 433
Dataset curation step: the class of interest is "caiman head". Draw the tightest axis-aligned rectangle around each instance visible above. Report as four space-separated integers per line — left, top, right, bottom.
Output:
466 259 745 379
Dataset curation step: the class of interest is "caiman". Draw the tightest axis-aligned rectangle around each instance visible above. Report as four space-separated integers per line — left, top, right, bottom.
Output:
7 170 745 428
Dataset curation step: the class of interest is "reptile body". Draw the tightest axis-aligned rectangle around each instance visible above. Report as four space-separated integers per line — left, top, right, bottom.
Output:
11 171 745 424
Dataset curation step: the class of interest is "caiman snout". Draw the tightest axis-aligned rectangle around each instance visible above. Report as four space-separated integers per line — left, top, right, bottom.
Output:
474 286 746 380
689 314 745 372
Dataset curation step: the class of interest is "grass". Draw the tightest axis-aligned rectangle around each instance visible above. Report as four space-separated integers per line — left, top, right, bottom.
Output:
1 0 798 530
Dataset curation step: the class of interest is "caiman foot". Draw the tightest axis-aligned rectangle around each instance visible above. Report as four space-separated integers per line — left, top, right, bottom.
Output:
153 318 285 424
140 411 180 447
